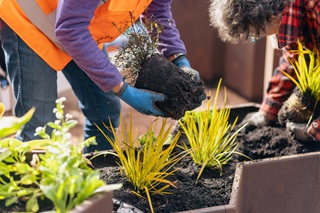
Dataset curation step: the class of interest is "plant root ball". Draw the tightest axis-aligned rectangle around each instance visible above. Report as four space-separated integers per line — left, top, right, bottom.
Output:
135 54 206 120
278 88 320 125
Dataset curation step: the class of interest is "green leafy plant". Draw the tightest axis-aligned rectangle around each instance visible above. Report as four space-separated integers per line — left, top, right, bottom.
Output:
178 79 247 181
114 15 163 85
0 97 121 212
281 40 320 101
97 115 187 213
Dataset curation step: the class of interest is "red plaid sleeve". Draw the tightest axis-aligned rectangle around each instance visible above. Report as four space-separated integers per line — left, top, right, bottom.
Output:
278 0 319 50
260 47 298 121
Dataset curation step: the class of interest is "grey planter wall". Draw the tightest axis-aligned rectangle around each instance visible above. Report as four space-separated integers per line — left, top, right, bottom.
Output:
179 151 320 213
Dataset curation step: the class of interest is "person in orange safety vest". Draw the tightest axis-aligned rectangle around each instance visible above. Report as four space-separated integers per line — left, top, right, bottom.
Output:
0 0 205 152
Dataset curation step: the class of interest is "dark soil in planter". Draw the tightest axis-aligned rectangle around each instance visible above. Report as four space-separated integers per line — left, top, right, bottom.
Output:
135 54 206 120
89 106 320 213
0 197 53 212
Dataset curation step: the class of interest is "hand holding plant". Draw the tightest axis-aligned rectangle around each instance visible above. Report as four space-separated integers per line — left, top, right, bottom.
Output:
279 40 320 125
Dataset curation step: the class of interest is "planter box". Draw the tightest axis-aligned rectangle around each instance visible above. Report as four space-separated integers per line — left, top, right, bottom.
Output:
182 151 320 213
69 191 114 213
0 148 117 213
176 103 320 213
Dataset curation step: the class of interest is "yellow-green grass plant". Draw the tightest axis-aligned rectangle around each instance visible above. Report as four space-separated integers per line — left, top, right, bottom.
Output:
281 40 320 124
97 115 188 213
281 40 320 101
178 79 247 182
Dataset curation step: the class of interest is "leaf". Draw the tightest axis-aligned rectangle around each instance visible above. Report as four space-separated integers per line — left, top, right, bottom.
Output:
20 174 37 185
26 139 51 150
26 194 39 213
40 184 58 204
0 107 35 139
5 196 18 207
0 148 12 161
0 138 23 148
0 102 5 117
66 120 78 129
93 183 123 194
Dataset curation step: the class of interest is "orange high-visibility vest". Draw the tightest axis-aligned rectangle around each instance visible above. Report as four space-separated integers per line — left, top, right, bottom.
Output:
0 0 152 70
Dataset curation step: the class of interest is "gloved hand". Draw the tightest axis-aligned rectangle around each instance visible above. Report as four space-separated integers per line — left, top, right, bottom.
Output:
239 111 269 132
117 82 167 117
286 122 315 141
172 55 200 81
172 54 206 108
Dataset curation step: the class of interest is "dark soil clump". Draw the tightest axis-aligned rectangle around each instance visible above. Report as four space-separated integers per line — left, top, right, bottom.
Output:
278 88 320 125
135 54 206 120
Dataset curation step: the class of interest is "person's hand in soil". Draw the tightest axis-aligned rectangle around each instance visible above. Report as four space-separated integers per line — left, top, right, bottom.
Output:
239 111 272 132
172 54 206 108
286 122 316 142
116 81 167 117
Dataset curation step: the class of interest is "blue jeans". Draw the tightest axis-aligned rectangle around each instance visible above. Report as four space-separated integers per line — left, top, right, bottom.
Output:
0 20 121 153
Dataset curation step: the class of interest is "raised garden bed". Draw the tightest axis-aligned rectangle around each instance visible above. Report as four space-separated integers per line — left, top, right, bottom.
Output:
3 103 320 213
88 103 320 213
0 190 114 213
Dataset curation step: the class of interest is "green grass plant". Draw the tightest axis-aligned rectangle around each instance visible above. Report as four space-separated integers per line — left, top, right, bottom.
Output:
178 79 246 181
97 115 187 213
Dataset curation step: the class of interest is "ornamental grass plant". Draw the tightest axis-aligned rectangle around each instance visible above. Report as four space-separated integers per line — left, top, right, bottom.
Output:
282 40 320 101
97 115 188 213
279 40 320 124
178 79 247 182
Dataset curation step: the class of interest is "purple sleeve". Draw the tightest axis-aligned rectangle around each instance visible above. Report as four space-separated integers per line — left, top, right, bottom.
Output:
144 0 187 57
54 0 123 93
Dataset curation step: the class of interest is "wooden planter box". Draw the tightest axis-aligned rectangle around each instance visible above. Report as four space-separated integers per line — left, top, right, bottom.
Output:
0 149 117 213
181 151 320 213
69 191 114 213
79 104 320 212
175 103 320 212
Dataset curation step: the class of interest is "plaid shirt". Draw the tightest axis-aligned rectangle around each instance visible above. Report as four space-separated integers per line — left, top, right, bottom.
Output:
260 0 320 140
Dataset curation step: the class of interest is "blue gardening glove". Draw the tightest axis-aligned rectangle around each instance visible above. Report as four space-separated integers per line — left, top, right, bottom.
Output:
116 82 167 117
172 55 200 81
286 122 315 142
